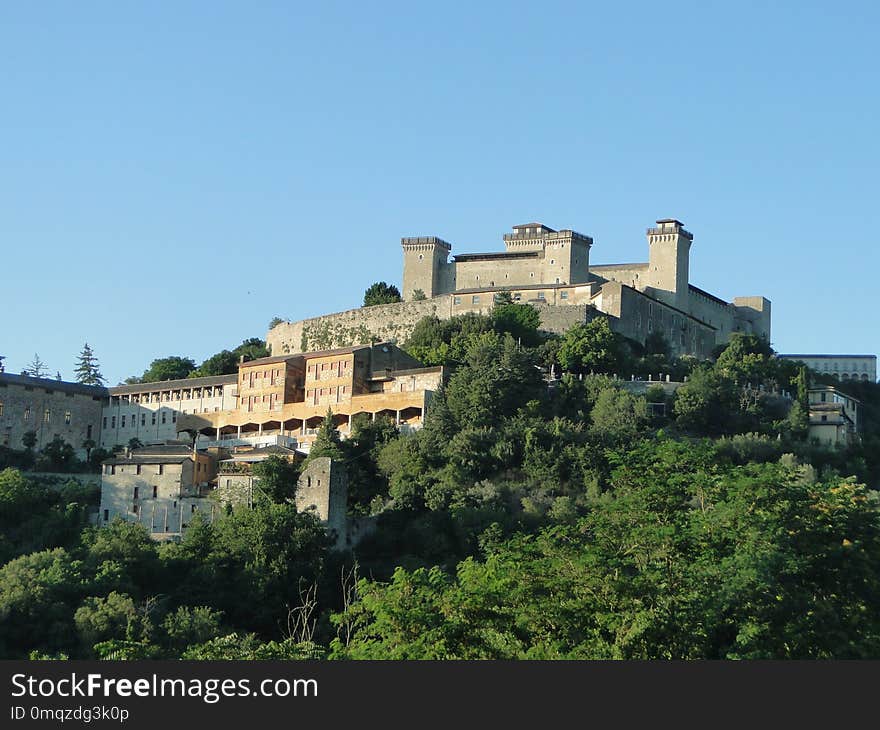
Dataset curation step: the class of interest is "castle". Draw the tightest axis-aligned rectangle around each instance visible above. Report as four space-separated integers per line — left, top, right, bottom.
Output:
267 218 771 360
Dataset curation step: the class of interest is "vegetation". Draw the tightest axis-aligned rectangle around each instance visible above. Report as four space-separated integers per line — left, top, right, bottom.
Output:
363 282 402 307
2 320 879 660
73 343 106 386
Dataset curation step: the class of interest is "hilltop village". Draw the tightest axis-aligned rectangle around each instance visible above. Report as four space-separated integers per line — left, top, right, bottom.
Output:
2 215 880 662
0 217 875 548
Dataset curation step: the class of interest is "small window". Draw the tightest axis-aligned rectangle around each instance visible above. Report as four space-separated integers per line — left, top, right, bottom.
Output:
151 413 156 425
158 464 164 475
453 296 461 305
141 414 146 426
821 415 828 422
103 417 107 429
472 295 480 304
44 409 51 423
136 464 141 475
133 486 139 499
560 291 569 300
24 407 31 421
87 424 92 439
111 416 116 428
537 292 545 300
121 415 126 428
103 509 109 522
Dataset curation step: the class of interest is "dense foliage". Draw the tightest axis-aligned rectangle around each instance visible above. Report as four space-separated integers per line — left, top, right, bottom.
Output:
2 309 879 659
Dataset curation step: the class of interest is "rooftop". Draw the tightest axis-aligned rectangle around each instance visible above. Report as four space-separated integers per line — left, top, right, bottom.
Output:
109 374 236 395
0 372 107 397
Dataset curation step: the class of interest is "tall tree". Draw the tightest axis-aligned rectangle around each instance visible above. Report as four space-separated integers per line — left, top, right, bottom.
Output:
137 356 197 383
24 354 48 379
363 282 402 307
73 343 106 386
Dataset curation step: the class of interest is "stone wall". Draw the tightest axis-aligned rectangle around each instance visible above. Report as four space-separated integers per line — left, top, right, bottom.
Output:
0 374 104 458
296 457 347 548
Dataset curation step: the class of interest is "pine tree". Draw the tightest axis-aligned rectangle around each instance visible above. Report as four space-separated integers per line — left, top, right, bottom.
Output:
24 354 48 378
74 343 106 386
307 408 345 461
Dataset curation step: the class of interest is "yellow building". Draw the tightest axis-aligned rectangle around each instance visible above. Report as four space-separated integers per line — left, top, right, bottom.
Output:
176 343 444 450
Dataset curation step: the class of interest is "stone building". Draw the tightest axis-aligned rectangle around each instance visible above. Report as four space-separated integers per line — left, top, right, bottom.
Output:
268 217 771 360
0 372 105 458
176 342 443 451
807 386 860 446
778 354 876 383
98 443 219 539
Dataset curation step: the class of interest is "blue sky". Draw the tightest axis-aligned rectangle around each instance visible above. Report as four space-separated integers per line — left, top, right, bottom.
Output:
1 1 877 385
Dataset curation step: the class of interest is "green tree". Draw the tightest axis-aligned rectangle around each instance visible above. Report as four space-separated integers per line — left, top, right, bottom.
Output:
37 437 77 472
557 318 626 374
74 592 136 655
22 431 37 451
673 365 740 435
252 455 300 504
411 289 427 301
492 302 542 347
589 387 649 442
138 356 197 383
73 343 106 386
161 605 224 653
268 317 285 330
363 282 402 307
24 354 48 379
308 409 345 461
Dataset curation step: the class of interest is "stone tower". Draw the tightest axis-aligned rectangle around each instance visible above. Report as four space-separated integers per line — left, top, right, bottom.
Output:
401 236 452 300
644 218 693 311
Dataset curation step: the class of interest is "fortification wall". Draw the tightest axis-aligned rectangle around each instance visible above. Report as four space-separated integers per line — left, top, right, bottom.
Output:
268 296 594 356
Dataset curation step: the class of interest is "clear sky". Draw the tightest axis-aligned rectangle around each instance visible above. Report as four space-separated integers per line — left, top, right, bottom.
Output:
1 1 877 385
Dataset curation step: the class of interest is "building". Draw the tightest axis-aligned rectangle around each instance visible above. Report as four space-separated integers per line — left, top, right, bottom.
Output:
0 372 105 458
100 374 238 450
176 342 444 450
807 386 860 446
98 443 219 539
778 354 876 383
268 218 771 360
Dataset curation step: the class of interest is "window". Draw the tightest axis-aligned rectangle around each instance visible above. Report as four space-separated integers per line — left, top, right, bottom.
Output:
821 415 828 422
158 464 164 475
103 509 109 522
24 407 31 421
133 504 139 515
191 504 197 513
121 415 126 428
472 295 480 304
111 416 116 429
560 291 568 300
0 401 3 417
453 296 461 305
161 412 166 424
44 409 50 423
821 393 826 402
103 417 107 429
136 464 141 475
172 411 177 423
151 413 156 425
152 485 158 498
133 486 139 499
87 425 92 439
537 292 545 300
550 259 555 265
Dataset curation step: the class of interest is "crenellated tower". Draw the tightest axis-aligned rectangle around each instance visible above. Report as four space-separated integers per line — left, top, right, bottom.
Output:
644 218 693 311
401 236 452 300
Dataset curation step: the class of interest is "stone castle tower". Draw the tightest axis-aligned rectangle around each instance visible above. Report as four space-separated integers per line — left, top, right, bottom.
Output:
401 236 452 299
643 219 693 311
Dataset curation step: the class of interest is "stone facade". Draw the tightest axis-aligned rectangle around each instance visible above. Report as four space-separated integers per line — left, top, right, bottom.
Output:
0 373 104 458
98 444 218 539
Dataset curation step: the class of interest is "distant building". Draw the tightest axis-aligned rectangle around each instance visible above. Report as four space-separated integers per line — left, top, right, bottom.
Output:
98 443 219 539
0 372 104 457
176 342 443 451
270 217 772 359
778 354 876 383
807 386 860 446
